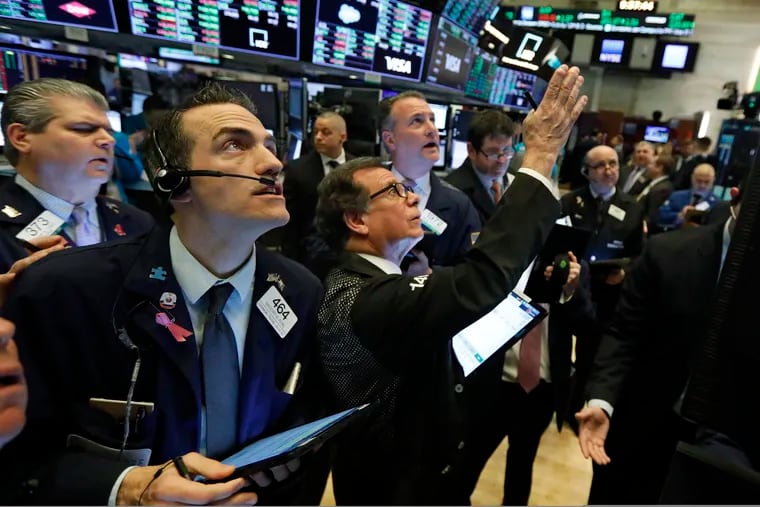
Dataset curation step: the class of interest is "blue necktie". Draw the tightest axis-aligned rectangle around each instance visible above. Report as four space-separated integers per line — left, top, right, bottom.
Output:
202 283 239 458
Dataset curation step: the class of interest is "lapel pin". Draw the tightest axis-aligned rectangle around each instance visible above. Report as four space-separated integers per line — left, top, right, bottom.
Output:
267 273 285 292
576 196 584 207
149 266 167 281
106 202 120 214
1 205 21 218
159 292 177 309
113 224 126 236
155 312 192 343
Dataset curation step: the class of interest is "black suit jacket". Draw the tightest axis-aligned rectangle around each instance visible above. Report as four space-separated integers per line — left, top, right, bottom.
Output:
280 150 354 263
417 173 481 267
444 159 501 225
619 165 650 197
587 222 723 453
637 177 674 230
0 179 154 272
0 224 323 504
673 153 720 191
318 173 560 503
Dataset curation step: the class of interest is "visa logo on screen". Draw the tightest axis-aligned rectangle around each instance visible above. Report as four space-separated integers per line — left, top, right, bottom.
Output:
385 56 412 74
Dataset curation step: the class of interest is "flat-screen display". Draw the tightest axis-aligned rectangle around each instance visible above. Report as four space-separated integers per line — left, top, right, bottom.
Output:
222 81 279 132
0 0 118 32
0 46 88 93
128 0 301 60
450 108 477 168
0 102 4 146
591 36 631 66
652 40 699 72
441 0 500 34
429 102 448 167
106 110 121 132
644 125 670 143
464 49 543 111
425 17 477 92
312 0 433 82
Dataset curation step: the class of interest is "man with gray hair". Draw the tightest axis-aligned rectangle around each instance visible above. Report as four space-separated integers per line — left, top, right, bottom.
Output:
0 78 153 272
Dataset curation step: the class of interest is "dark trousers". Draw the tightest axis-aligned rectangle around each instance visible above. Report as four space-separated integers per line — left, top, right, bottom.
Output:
450 380 555 505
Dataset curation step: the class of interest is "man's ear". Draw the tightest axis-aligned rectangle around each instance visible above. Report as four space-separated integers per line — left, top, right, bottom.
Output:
343 209 369 236
169 190 193 205
6 123 31 155
381 130 394 152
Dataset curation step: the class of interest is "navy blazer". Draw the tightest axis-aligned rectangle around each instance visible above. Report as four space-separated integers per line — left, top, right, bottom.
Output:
0 223 322 504
658 189 720 229
417 173 481 267
0 179 154 272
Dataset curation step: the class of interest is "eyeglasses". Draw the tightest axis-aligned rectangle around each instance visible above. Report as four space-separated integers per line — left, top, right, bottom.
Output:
369 182 414 200
479 148 515 161
586 159 619 171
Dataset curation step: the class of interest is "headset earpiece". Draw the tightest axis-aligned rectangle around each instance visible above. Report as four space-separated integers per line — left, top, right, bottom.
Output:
150 130 190 199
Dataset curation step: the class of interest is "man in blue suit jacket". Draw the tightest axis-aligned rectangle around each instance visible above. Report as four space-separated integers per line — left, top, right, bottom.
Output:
0 83 323 505
658 163 718 230
379 91 480 267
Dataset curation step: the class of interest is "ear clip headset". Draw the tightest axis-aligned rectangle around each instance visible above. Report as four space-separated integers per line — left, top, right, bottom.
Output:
150 130 277 200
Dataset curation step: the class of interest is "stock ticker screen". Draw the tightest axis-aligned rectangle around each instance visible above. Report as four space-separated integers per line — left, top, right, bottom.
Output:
128 0 300 60
0 0 118 31
441 0 500 33
0 46 88 93
312 0 432 82
465 49 542 111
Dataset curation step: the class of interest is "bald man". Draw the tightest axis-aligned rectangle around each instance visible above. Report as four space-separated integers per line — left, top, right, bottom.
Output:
658 163 719 230
281 112 355 268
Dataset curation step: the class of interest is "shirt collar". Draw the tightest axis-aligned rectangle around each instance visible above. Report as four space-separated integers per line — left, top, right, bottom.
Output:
356 253 402 275
319 150 346 167
390 167 431 197
589 185 616 201
14 173 82 221
169 225 256 305
472 163 502 194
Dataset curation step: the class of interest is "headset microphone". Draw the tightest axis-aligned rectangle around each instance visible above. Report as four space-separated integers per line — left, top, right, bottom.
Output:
159 169 276 186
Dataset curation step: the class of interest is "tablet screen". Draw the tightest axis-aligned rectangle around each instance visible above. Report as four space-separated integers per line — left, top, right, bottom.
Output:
452 289 545 377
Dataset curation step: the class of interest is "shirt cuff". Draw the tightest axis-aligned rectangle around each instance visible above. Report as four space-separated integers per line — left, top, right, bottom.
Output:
588 398 614 418
559 290 574 304
108 466 137 506
517 168 560 200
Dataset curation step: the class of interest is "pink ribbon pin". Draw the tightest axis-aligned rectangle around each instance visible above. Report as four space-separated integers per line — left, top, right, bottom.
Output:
155 312 193 343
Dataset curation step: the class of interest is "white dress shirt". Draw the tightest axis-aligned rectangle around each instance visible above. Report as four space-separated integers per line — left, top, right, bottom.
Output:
357 252 402 275
319 149 346 176
391 167 433 211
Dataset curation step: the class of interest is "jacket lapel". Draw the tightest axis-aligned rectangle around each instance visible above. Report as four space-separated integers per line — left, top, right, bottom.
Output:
463 162 497 219
0 181 75 243
118 224 202 407
237 249 302 443
96 197 131 240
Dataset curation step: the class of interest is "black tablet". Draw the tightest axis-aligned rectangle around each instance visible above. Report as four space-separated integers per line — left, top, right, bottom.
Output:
206 403 370 480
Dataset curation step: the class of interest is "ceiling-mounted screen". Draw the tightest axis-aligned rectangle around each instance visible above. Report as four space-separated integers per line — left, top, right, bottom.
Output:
441 0 500 34
424 17 477 91
652 40 699 73
0 46 89 93
0 0 118 32
128 0 301 60
312 0 433 82
464 49 543 111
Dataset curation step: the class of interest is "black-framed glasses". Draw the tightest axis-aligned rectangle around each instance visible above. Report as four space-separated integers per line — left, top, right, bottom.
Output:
586 159 619 171
479 148 515 161
369 182 414 200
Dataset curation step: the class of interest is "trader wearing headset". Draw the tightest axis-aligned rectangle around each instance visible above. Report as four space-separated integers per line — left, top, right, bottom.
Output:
0 83 324 505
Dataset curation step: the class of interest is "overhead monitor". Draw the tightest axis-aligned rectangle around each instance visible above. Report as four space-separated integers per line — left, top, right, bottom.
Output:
464 50 543 111
424 17 478 92
128 0 301 60
0 46 89 93
118 53 182 74
158 47 220 65
591 36 632 67
222 81 279 132
441 0 500 34
643 125 670 143
312 0 433 82
479 10 569 81
652 40 699 73
0 0 118 32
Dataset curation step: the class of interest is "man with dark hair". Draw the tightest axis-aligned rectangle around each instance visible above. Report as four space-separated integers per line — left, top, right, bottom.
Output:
0 82 323 505
316 65 587 504
445 110 516 225
0 78 153 272
378 90 480 266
